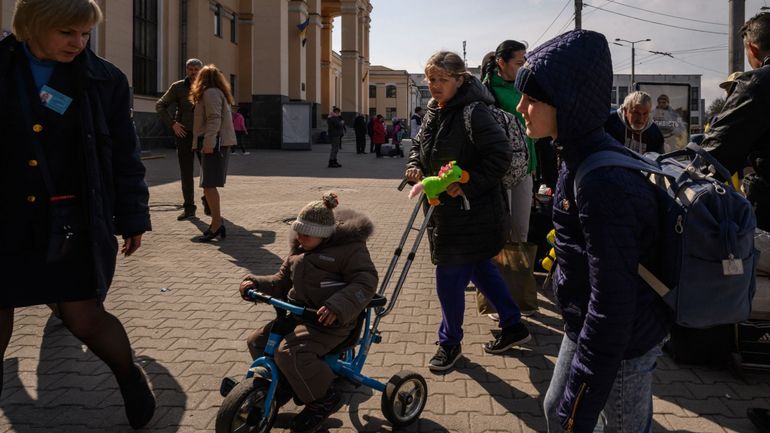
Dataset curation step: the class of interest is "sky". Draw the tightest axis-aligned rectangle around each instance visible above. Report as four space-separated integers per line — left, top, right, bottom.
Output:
333 0 768 109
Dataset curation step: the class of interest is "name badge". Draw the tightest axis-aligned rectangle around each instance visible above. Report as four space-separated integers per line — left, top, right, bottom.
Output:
40 85 72 115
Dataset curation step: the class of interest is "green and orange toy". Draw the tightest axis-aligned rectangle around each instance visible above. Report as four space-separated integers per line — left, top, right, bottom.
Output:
408 161 470 206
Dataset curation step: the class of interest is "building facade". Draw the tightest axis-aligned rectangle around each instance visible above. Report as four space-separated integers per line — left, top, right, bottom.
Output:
367 65 418 126
0 0 374 149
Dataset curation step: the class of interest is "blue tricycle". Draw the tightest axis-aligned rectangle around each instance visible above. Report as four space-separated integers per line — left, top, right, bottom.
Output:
215 187 435 433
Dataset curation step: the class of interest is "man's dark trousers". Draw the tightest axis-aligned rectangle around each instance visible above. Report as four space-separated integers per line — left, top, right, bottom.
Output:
177 134 197 212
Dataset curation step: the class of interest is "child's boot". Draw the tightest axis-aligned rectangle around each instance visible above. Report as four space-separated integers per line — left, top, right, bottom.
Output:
290 387 341 433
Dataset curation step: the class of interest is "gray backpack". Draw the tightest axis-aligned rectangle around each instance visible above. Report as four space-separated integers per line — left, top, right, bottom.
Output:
463 102 529 188
575 143 758 328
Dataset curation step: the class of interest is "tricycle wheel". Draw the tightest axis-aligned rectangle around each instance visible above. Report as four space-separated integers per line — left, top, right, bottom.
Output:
215 378 276 433
381 370 427 427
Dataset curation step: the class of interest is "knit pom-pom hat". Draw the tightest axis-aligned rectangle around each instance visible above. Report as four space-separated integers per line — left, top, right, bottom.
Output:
291 192 339 238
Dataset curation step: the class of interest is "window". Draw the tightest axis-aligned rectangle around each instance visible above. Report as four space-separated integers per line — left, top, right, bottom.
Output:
230 13 237 43
386 107 397 120
369 85 377 98
618 86 628 104
230 74 237 100
420 89 431 98
386 85 397 98
691 116 700 126
133 0 158 96
611 87 617 106
214 4 222 37
690 86 700 112
369 108 376 118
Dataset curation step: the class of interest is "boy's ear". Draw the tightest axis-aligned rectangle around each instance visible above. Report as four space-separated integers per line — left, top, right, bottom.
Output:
745 40 764 64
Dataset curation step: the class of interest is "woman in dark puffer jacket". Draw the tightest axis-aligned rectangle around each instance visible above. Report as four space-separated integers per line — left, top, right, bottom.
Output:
405 51 531 373
515 30 671 433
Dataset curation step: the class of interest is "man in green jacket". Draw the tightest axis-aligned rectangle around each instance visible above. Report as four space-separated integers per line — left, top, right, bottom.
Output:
156 58 204 220
482 40 538 317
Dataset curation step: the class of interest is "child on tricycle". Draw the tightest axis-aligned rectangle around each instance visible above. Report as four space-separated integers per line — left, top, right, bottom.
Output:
237 192 378 433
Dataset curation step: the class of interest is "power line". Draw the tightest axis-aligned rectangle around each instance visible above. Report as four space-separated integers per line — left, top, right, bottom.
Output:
583 3 728 35
605 0 727 26
533 0 572 46
556 13 576 35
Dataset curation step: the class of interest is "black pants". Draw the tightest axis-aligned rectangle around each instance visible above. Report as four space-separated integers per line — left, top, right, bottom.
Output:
176 135 198 211
356 134 366 153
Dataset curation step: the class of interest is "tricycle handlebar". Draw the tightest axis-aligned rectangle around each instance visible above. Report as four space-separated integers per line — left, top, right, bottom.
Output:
246 289 319 322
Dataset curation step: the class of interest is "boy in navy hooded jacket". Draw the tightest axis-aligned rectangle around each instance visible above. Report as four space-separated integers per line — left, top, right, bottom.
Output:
514 30 671 433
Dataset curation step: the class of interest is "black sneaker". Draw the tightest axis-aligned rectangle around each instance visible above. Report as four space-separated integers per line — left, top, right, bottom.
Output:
290 387 341 433
428 344 462 372
484 322 531 354
118 364 156 429
748 408 770 433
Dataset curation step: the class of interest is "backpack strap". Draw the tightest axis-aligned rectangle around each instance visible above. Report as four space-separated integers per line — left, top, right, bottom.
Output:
573 148 673 297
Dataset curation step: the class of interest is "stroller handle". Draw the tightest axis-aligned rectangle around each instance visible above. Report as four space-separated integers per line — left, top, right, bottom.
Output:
246 289 319 322
397 178 409 191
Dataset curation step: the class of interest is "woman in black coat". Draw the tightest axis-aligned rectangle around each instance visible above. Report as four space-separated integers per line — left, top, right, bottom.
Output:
404 51 530 373
0 0 154 428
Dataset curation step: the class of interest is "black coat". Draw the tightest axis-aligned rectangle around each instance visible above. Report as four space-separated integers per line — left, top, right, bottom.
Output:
0 36 151 305
407 76 512 265
704 56 770 231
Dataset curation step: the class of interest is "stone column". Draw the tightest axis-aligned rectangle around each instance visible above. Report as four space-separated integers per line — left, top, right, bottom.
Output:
320 15 333 117
339 0 360 125
361 8 371 114
251 0 289 149
288 0 307 101
306 0 322 128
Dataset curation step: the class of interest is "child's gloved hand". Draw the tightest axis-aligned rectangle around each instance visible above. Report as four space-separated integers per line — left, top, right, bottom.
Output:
317 306 338 326
239 278 256 301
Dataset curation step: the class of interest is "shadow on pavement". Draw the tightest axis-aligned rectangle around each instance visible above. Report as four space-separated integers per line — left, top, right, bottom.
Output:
0 314 185 432
188 218 283 275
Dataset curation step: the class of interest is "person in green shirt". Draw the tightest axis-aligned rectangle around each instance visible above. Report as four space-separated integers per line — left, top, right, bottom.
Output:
481 40 539 318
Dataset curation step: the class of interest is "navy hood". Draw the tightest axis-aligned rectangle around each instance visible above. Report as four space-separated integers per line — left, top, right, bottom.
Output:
515 30 613 143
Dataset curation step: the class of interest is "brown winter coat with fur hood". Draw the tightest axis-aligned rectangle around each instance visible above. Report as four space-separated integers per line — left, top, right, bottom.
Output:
244 208 378 336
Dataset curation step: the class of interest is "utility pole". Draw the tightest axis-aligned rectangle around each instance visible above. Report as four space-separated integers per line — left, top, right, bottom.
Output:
575 0 583 30
615 38 651 88
462 40 467 66
729 0 745 73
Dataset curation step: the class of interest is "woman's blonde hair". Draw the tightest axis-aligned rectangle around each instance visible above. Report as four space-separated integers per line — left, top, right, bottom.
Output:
12 0 103 42
189 64 235 106
424 51 472 81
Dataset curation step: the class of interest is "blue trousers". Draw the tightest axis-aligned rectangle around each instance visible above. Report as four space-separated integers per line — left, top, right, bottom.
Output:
435 259 521 346
543 334 664 433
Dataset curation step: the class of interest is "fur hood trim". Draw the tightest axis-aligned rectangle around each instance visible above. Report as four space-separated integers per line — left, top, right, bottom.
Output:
289 207 374 254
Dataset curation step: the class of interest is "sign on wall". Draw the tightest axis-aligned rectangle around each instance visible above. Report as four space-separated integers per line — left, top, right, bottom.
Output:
636 82 691 153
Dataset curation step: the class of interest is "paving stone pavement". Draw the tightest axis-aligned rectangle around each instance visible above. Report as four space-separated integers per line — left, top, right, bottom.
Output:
2 138 769 433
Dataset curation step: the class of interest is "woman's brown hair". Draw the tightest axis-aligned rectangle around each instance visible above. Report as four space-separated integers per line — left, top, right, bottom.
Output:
424 51 472 81
189 64 235 105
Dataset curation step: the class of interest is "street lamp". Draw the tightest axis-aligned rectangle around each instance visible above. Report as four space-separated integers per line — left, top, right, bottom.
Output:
615 38 651 89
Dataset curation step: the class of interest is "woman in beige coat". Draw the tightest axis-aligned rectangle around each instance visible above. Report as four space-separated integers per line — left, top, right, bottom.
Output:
190 64 236 242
